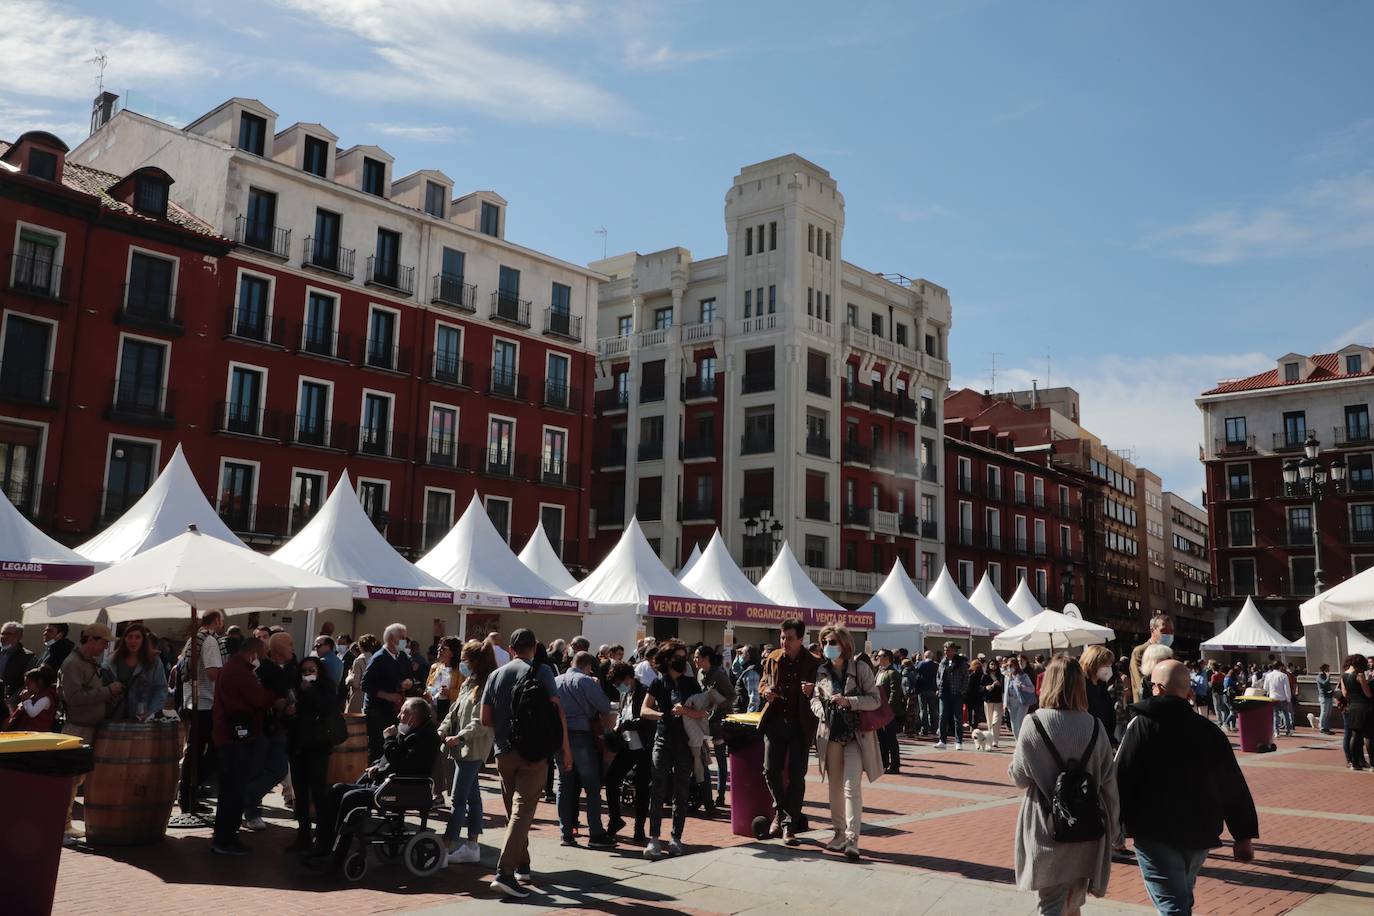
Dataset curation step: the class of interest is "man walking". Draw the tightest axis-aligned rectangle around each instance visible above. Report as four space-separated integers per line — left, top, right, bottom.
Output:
1116 659 1257 915
178 610 225 814
1314 664 1335 734
58 623 121 845
554 650 614 847
243 631 297 830
362 623 412 760
758 617 819 845
914 649 938 736
1129 612 1174 703
481 628 571 898
1262 661 1294 736
933 642 968 750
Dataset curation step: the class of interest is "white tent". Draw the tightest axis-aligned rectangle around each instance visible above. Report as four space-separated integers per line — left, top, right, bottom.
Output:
1201 597 1295 653
76 444 245 564
677 542 703 580
862 561 966 651
0 490 95 577
679 531 775 605
926 568 1000 635
1301 565 1374 625
271 474 452 603
417 494 577 608
1290 624 1374 657
569 518 699 608
969 572 1023 631
24 526 352 625
756 541 845 611
991 608 1115 653
1007 578 1046 622
517 524 579 594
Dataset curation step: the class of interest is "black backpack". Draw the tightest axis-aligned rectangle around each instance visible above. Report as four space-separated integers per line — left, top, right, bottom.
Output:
1029 713 1105 843
509 664 563 763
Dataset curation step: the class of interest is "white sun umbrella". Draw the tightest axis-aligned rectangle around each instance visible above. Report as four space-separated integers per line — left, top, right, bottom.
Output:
677 542 704 580
927 568 1000 635
1006 577 1046 622
1301 563 1374 625
991 608 1115 653
756 541 844 611
0 489 98 580
76 444 246 563
1201 597 1294 653
862 560 967 652
517 524 579 593
969 572 1023 631
1293 624 1374 656
680 530 774 605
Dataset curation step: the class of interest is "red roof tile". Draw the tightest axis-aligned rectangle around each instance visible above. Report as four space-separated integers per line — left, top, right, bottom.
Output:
1201 352 1374 395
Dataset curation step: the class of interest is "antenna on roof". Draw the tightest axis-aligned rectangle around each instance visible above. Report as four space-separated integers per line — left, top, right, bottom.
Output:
87 50 109 95
594 226 607 259
1045 348 1052 389
989 352 1001 391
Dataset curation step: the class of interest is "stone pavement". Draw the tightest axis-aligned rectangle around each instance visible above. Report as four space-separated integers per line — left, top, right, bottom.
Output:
51 730 1374 915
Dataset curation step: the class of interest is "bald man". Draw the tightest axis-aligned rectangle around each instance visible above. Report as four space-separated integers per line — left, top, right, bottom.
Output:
243 630 298 830
1116 659 1258 915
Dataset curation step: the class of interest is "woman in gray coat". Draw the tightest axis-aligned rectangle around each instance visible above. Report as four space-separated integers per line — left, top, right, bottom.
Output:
810 623 882 860
1008 655 1120 916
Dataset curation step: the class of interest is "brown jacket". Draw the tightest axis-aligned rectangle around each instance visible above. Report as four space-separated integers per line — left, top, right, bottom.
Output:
759 646 821 732
59 648 113 729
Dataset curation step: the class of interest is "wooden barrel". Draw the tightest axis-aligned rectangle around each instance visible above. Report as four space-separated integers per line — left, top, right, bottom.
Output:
85 719 183 846
326 715 369 786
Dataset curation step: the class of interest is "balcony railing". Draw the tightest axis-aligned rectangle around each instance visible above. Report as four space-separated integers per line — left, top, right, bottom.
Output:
1012 536 1030 555
639 380 665 403
291 414 342 450
899 514 917 535
225 308 285 346
360 340 412 374
488 368 528 401
543 309 582 341
0 366 60 406
680 498 714 521
1334 424 1372 447
5 251 68 301
741 372 775 394
302 237 356 278
682 437 716 460
357 426 395 458
638 441 664 462
874 510 898 536
214 402 282 439
1353 528 1374 544
431 273 476 312
596 446 627 470
843 505 871 526
428 353 471 387
683 376 717 401
872 448 895 473
596 388 630 412
598 504 626 527
740 431 774 454
957 526 975 547
920 407 938 428
806 435 830 458
485 448 516 477
681 319 721 344
235 216 291 260
109 381 175 424
956 475 973 494
739 496 773 518
365 256 415 296
894 454 919 476
541 459 572 486
490 291 531 327
1013 489 1028 506
922 464 938 483
872 388 894 413
843 442 871 465
806 374 831 397
1272 432 1307 452
118 284 181 334
542 381 581 411
295 325 349 361
1288 528 1314 547
842 380 868 407
424 436 467 469
921 520 938 539
895 397 918 421
637 501 663 522
1214 435 1256 456
806 500 830 522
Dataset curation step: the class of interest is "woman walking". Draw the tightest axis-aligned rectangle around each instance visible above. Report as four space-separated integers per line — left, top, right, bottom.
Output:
288 655 337 851
101 623 168 720
981 657 1005 748
965 658 985 733
811 624 882 860
874 649 904 773
639 639 705 860
1008 655 1119 915
603 661 654 842
439 639 495 864
1341 654 1372 770
1078 646 1117 747
1004 657 1036 738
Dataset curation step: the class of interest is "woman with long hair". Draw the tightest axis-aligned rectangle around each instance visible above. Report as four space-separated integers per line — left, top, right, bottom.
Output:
428 636 465 804
1009 655 1119 915
603 660 654 843
101 623 168 720
811 623 882 860
345 634 379 714
1341 654 1372 770
1078 645 1118 747
439 639 497 863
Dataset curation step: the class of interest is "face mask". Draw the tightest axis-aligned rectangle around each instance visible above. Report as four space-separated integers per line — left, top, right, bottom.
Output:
1097 666 1113 683
458 662 471 678
823 644 842 661
1158 634 1174 647
250 658 261 670
302 674 317 684
670 657 687 673
397 722 412 735
44 639 55 648
618 682 631 696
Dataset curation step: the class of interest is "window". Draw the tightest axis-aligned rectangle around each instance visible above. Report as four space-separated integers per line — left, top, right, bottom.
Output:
303 136 329 177
290 470 325 534
1287 506 1313 545
226 365 264 434
358 479 388 530
27 148 57 180
424 181 446 218
1227 464 1251 499
243 188 277 250
238 112 266 155
115 337 166 414
542 427 567 481
825 231 832 260
1059 524 1071 556
1014 471 1027 503
486 497 512 542
1282 411 1306 447
367 307 398 369
304 292 336 356
1284 362 1300 382
871 313 883 337
429 324 462 385
808 224 814 253
743 407 774 452
13 228 59 295
1346 405 1370 442
1228 509 1254 547
0 314 49 405
1347 354 1363 375
480 202 500 237
768 285 776 313
654 307 673 330
617 315 632 337
423 489 453 551
362 157 386 196
847 303 858 327
550 281 571 319
824 294 831 322
487 417 515 474
743 289 752 318
1015 515 1028 550
426 404 458 467
217 461 256 531
804 535 826 569
233 273 270 339
374 228 400 286
133 177 167 216
745 226 753 256
1352 504 1374 542
1349 454 1374 492
699 298 716 323
436 246 466 306
498 265 521 308
925 334 936 357
1224 416 1247 445
296 380 330 446
769 221 777 250
310 208 342 270
103 438 155 519
360 392 392 455
1034 518 1047 554
743 347 774 392
1229 557 1256 595
492 339 518 396
895 323 908 347
540 505 565 557
125 251 175 320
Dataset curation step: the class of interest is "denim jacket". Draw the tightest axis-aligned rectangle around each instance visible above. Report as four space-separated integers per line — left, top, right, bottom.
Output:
102 656 169 720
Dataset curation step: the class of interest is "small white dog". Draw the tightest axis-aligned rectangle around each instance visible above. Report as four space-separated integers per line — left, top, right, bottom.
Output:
971 728 990 751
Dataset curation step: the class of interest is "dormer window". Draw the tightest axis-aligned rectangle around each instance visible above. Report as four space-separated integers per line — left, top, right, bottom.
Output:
238 112 266 156
424 181 446 218
133 176 169 217
480 201 500 237
1347 354 1363 375
1284 362 1300 382
27 148 57 180
362 157 386 196
303 136 329 177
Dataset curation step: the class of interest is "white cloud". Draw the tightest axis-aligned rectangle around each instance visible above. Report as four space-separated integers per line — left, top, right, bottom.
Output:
0 0 206 100
888 202 949 223
367 123 465 143
1140 171 1374 265
0 100 87 142
623 40 727 71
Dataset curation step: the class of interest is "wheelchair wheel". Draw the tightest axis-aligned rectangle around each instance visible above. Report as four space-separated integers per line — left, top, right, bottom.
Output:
342 851 368 883
404 831 446 878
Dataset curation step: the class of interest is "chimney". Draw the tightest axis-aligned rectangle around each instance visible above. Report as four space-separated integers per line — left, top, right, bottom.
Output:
1030 379 1039 410
90 91 118 136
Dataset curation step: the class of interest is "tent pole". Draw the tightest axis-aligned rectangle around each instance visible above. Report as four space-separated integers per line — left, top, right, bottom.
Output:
182 605 201 823
457 607 468 643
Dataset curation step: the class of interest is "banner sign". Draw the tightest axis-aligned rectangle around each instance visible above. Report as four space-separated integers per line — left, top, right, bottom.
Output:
0 561 94 581
363 585 456 604
647 596 875 630
507 595 583 614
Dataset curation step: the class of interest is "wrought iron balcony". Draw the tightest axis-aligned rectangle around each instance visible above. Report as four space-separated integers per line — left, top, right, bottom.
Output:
431 273 476 312
365 256 415 296
843 505 871 526
1272 432 1307 453
302 237 356 278
806 374 831 397
1214 435 1256 456
235 216 291 260
842 442 871 465
357 426 395 458
0 365 60 407
639 380 665 403
740 431 774 454
4 251 68 302
682 437 716 461
290 414 341 450
108 381 175 425
214 402 282 439
806 435 830 458
490 291 531 327
741 372 775 394
638 441 664 462
543 309 582 342
118 284 181 335
360 340 412 374
488 368 528 401
636 501 663 522
542 381 581 411
295 325 349 361
428 353 471 387
683 376 717 401
596 388 630 412
596 446 627 470
806 499 830 522
224 308 285 346
680 498 715 521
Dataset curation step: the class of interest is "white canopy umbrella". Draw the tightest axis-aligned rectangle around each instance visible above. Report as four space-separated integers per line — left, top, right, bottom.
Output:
926 568 1000 635
862 561 966 651
1007 577 1046 622
0 490 96 579
679 531 774 605
991 608 1115 653
271 473 452 603
756 541 844 611
1301 564 1374 625
517 524 579 593
969 572 1023 631
1290 625 1374 656
569 518 698 608
677 542 703 580
76 444 245 564
1202 597 1295 653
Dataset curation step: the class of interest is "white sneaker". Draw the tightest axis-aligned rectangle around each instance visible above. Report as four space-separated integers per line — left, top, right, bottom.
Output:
933 741 947 749
667 837 685 857
643 838 663 860
514 869 532 883
62 833 80 848
490 876 528 898
954 742 963 750
243 816 267 831
447 841 481 865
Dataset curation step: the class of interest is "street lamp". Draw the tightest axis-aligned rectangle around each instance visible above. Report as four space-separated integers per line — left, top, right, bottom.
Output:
1061 561 1075 607
743 507 785 565
1283 433 1346 594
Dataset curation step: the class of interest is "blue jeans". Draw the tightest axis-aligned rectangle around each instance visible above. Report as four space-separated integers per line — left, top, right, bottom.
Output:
918 692 938 735
1318 694 1333 731
444 760 484 842
937 695 962 743
1273 700 1293 735
556 731 605 839
1134 838 1209 915
245 730 290 819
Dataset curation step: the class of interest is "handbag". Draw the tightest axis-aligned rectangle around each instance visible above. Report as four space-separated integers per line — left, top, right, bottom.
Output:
857 663 894 732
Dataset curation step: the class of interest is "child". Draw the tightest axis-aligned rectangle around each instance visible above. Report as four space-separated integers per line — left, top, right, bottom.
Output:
681 685 726 782
5 666 58 732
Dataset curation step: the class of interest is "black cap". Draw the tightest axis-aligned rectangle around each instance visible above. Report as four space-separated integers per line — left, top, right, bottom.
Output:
510 628 537 650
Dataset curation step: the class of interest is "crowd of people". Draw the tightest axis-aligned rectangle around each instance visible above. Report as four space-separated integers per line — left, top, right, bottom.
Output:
3 608 1372 913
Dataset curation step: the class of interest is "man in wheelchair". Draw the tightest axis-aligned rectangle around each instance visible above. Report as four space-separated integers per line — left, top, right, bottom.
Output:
308 697 442 875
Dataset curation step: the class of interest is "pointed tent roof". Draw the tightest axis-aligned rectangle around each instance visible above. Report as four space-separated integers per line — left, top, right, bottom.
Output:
517 524 578 593
271 474 452 601
1290 624 1374 656
861 561 967 648
679 531 774 605
969 572 1023 630
1201 597 1295 652
756 542 844 611
1007 578 1046 622
76 444 246 564
927 568 1001 635
569 518 698 608
416 495 574 606
0 490 95 574
677 543 703 580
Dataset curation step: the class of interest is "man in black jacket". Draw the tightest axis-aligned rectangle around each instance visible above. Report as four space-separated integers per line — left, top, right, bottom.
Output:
1116 659 1258 915
33 623 74 674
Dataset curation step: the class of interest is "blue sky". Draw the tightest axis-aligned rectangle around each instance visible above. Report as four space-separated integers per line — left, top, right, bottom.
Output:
4 0 1372 498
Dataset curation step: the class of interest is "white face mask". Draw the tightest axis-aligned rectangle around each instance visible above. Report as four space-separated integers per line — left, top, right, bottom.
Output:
397 722 412 735
250 657 261 670
1097 666 1113 683
301 674 317 684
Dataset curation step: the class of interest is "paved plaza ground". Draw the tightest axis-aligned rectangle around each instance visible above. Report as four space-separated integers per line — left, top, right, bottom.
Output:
54 729 1372 915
